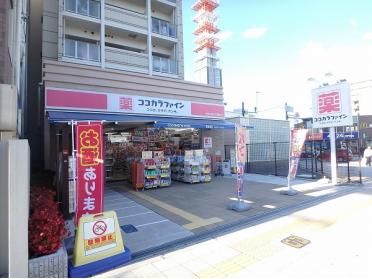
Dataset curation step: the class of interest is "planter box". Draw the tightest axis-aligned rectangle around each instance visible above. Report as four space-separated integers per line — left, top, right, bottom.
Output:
28 245 68 278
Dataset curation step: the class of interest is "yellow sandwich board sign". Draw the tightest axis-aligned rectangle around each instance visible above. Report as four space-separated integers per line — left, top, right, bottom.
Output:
73 211 124 267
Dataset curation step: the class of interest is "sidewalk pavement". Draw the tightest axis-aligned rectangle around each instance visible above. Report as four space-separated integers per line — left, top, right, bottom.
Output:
96 182 372 278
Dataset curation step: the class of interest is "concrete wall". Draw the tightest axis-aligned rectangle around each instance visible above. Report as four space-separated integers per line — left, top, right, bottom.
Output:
42 59 224 103
0 140 30 278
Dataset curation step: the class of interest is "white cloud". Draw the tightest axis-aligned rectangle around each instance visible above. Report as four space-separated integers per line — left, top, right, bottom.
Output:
217 30 233 43
363 32 372 41
349 18 358 27
242 27 268 39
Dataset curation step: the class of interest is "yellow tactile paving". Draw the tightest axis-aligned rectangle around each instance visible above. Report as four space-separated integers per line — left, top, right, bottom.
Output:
131 191 223 230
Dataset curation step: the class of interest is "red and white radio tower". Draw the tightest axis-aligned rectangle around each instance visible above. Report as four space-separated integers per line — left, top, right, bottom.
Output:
192 0 222 87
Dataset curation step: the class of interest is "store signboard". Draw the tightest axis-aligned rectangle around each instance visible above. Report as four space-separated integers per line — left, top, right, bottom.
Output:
83 217 117 256
75 123 104 223
236 124 247 164
323 131 359 140
306 132 323 141
288 129 308 179
203 137 213 149
73 211 125 267
45 87 225 119
153 151 164 158
194 149 204 157
184 150 194 160
311 82 353 128
142 151 153 159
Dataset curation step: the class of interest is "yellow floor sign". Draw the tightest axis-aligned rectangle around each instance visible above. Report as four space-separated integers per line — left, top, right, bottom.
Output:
73 211 125 267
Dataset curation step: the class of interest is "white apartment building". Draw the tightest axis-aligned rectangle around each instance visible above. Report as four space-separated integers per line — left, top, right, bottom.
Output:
43 0 184 78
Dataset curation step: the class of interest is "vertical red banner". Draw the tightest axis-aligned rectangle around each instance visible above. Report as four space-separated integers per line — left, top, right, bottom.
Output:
75 122 104 223
236 124 247 164
288 129 308 179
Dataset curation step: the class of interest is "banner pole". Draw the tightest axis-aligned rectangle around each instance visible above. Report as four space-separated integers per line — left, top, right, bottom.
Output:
229 122 250 212
71 121 76 213
281 128 299 196
288 128 294 193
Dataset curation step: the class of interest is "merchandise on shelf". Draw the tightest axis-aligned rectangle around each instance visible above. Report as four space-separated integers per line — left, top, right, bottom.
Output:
158 157 171 187
170 150 211 184
143 158 159 189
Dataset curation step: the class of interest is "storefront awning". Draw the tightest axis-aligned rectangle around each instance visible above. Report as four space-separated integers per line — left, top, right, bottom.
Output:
47 111 236 129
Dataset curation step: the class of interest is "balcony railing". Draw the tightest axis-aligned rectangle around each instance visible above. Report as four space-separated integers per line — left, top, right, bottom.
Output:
64 0 101 19
152 18 176 38
105 4 147 31
64 38 100 62
105 47 149 72
152 56 177 75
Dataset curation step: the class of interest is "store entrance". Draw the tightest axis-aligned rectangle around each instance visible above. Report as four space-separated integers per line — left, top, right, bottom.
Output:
103 122 215 189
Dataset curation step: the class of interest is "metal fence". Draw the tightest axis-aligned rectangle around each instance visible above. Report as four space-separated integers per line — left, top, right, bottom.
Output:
224 141 362 183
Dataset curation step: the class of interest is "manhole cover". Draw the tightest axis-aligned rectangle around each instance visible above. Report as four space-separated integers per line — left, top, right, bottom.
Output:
121 224 138 234
281 235 310 248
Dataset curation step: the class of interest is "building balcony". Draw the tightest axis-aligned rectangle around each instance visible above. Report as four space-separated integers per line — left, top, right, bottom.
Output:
153 0 177 8
63 38 100 63
64 0 101 19
152 17 176 38
105 46 149 73
152 55 177 75
105 3 148 33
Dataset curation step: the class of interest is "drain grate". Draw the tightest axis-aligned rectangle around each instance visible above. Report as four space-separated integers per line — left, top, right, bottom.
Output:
281 235 310 248
121 224 138 234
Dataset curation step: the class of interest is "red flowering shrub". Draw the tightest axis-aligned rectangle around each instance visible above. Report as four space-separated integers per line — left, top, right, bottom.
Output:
29 186 67 257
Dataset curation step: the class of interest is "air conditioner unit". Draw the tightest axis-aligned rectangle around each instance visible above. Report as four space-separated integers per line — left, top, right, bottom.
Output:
0 84 17 131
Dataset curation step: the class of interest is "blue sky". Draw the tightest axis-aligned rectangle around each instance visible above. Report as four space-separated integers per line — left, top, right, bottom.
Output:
182 0 372 119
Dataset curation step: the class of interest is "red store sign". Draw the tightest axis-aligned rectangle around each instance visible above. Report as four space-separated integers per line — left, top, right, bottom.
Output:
75 123 104 223
45 87 225 119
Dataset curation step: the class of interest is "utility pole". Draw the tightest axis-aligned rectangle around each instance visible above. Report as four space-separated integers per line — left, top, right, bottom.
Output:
353 99 362 184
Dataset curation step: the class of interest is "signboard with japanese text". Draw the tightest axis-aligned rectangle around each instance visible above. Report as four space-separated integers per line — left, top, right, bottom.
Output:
236 124 247 164
83 218 116 256
323 131 359 140
142 151 153 159
75 123 104 223
288 129 308 179
45 87 225 119
73 211 125 267
311 82 353 128
203 137 213 149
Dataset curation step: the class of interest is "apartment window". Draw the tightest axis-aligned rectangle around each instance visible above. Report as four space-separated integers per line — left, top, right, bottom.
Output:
153 55 177 74
152 18 176 38
64 37 100 62
65 0 100 18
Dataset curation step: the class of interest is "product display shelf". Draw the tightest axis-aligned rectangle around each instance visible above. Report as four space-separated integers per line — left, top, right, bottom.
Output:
158 158 171 187
105 152 114 180
143 159 159 189
184 161 201 184
170 156 185 182
199 160 212 183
